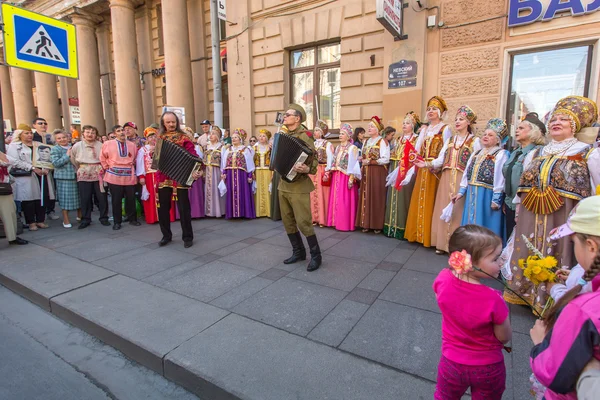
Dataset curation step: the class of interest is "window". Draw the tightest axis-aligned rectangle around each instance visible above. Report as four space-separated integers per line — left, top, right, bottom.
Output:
290 43 341 130
156 5 164 56
506 44 593 139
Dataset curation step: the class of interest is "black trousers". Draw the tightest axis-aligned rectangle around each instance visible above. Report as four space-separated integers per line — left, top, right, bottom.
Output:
79 181 108 223
505 206 516 239
108 184 136 225
22 200 45 224
45 175 55 214
158 187 193 242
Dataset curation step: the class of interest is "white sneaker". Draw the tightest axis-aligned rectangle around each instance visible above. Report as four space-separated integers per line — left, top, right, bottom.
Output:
63 223 72 228
47 212 60 220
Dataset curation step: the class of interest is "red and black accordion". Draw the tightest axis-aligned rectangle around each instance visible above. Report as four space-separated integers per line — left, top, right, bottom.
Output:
151 138 203 187
269 131 314 183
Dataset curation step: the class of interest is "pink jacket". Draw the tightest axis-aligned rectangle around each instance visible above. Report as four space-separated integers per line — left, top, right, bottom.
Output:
530 287 600 400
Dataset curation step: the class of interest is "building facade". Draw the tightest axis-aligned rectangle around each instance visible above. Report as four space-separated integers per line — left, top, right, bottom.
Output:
2 0 599 137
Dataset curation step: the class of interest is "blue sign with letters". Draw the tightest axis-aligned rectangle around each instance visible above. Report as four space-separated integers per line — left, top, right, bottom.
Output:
508 0 600 27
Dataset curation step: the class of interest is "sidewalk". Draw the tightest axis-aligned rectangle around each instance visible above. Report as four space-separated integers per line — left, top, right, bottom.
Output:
0 215 535 399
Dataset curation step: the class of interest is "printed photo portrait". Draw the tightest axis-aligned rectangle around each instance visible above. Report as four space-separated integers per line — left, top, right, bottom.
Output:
33 143 54 169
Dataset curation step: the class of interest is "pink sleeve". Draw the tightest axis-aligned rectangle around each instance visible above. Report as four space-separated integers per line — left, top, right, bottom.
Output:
100 143 109 170
182 140 198 157
530 303 598 394
491 291 509 325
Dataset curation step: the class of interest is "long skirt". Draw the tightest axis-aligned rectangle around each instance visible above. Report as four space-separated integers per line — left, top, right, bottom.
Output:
178 177 205 219
405 168 439 247
327 171 358 232
355 164 387 231
431 169 465 252
270 172 282 221
55 179 80 211
205 165 225 217
255 169 272 218
383 160 415 240
461 185 505 243
225 169 256 219
141 173 175 224
309 164 330 226
504 198 577 315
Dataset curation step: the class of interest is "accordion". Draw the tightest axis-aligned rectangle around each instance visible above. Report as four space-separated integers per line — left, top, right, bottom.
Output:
151 138 203 187
270 131 314 183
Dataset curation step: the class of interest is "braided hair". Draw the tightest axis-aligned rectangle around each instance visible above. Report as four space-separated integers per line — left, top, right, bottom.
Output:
544 233 600 331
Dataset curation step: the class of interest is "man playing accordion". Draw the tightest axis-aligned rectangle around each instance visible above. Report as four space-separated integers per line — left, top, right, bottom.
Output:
278 104 322 272
156 112 203 248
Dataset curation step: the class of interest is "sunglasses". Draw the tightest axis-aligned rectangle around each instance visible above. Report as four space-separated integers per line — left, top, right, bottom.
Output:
37 122 48 125
284 113 297 118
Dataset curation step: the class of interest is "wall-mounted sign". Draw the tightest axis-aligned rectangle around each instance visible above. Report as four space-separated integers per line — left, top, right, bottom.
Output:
376 0 407 40
508 0 600 27
218 0 227 21
388 59 417 89
69 106 81 125
152 67 165 77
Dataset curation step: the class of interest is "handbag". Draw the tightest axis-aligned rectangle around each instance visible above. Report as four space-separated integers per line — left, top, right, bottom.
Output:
10 168 32 177
0 182 12 195
320 172 331 187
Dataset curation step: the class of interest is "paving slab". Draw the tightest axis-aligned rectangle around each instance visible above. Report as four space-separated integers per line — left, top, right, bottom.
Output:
345 287 380 305
209 219 278 239
307 299 370 347
376 260 404 272
96 248 198 279
257 268 289 281
28 229 112 249
324 234 398 264
357 269 397 292
56 237 147 262
286 254 375 291
384 247 416 264
220 242 293 272
340 299 442 381
510 332 534 400
164 314 436 400
233 277 346 336
0 244 116 310
379 269 439 313
209 277 273 310
160 260 261 302
402 246 448 274
50 275 228 374
178 233 242 256
142 260 205 286
509 304 537 335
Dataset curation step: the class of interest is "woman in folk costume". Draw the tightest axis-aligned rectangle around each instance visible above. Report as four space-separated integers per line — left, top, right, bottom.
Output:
309 120 334 227
253 129 272 218
383 112 421 240
456 118 510 242
221 128 256 219
179 127 205 219
325 123 361 231
355 116 390 233
424 105 481 253
504 96 600 314
404 96 453 246
204 126 226 217
135 126 176 224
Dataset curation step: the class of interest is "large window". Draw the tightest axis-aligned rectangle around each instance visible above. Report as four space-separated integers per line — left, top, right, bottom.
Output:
506 44 593 139
290 43 341 130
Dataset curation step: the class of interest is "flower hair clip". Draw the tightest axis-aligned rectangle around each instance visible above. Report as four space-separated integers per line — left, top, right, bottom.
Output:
449 250 473 275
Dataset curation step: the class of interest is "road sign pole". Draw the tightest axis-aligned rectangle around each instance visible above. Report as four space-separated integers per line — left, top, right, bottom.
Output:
0 84 5 153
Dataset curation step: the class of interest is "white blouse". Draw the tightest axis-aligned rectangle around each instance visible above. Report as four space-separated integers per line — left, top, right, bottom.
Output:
431 134 481 169
362 136 390 165
221 145 256 173
459 147 510 193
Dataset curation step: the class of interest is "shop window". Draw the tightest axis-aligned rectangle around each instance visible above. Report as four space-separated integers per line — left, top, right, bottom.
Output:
506 44 593 140
290 43 341 130
157 5 164 57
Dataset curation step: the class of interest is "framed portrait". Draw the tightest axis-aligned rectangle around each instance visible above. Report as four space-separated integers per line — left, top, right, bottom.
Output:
32 142 54 169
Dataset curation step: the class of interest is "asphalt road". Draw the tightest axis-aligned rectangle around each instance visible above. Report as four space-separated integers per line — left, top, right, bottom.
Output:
0 285 199 400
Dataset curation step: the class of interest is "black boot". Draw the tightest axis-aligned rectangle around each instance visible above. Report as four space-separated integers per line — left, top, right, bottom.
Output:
306 235 322 272
284 232 306 264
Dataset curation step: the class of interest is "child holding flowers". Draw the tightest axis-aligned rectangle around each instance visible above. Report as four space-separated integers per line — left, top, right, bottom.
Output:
433 224 511 400
529 195 600 400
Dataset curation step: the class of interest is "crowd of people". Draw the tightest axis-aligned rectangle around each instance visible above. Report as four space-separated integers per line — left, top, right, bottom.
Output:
1 94 600 399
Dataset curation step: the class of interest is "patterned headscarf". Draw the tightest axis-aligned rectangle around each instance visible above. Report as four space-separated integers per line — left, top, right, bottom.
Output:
143 126 157 138
548 95 598 134
370 116 384 133
404 111 421 133
233 128 247 142
259 128 272 140
427 96 448 114
456 105 477 124
485 118 508 142
339 123 353 140
314 119 329 136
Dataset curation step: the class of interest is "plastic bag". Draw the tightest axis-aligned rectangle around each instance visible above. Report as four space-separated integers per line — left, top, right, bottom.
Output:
218 180 227 197
440 202 453 223
500 230 515 280
141 186 150 201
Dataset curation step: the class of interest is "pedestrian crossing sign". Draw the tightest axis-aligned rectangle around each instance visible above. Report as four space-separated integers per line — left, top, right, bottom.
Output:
1 4 78 78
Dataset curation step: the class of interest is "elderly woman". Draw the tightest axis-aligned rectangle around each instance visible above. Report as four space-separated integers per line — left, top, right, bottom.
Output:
50 130 81 228
0 150 28 245
502 112 547 237
456 119 510 241
355 116 390 233
221 128 256 219
504 96 600 313
404 96 453 246
383 112 421 240
310 120 334 227
423 106 481 253
204 126 226 217
253 129 272 218
7 124 55 231
325 123 361 231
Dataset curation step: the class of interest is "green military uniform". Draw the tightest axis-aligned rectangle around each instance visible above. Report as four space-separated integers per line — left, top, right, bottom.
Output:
278 125 319 236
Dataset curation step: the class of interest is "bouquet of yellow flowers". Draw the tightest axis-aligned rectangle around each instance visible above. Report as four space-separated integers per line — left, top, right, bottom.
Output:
518 234 558 285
